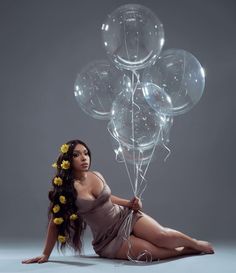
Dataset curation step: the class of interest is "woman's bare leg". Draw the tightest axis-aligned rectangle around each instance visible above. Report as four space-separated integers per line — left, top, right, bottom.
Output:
132 213 214 254
115 235 202 261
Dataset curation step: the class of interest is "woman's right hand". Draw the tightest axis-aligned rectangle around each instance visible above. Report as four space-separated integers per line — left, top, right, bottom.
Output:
129 196 142 211
21 254 49 264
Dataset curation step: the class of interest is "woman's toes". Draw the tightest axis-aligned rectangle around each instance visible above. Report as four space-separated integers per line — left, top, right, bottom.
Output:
197 240 214 254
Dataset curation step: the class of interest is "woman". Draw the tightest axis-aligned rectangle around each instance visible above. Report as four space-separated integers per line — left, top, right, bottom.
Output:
22 139 214 264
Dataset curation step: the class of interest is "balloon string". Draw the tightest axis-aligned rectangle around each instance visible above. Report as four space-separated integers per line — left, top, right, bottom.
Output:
138 171 148 198
118 69 155 262
132 70 140 83
120 210 154 263
139 129 161 187
131 71 136 193
130 70 141 195
135 150 142 192
107 121 135 194
160 128 171 162
136 156 148 198
163 143 171 162
119 147 135 194
108 69 167 263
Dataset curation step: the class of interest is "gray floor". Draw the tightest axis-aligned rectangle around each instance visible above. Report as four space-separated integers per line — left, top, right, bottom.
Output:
0 237 235 273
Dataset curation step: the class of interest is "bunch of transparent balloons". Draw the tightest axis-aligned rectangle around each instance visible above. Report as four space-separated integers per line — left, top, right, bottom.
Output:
74 4 205 199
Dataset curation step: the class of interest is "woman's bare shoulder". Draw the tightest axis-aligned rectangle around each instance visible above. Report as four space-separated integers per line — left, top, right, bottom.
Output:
91 171 106 183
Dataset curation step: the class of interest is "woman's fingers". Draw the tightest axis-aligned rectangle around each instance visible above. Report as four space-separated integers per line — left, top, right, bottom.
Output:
131 196 139 203
22 259 37 264
130 197 136 203
129 196 142 211
133 197 142 210
22 255 48 264
22 258 37 264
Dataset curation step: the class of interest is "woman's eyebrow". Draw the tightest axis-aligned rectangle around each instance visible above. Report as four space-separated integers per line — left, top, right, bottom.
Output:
73 150 88 153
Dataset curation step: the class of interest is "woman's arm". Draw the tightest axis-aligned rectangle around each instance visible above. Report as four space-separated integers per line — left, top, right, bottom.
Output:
94 171 142 211
111 194 142 211
22 217 58 264
111 194 132 208
42 217 58 256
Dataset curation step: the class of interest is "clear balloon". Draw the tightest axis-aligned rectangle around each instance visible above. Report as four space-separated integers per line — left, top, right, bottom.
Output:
101 4 165 70
142 49 205 115
108 121 158 165
74 60 128 120
109 82 165 149
142 82 173 115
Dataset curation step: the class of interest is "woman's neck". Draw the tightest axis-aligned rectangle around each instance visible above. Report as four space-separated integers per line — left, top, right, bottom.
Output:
74 171 88 182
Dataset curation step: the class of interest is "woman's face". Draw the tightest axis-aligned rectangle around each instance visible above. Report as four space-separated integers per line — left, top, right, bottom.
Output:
72 144 90 172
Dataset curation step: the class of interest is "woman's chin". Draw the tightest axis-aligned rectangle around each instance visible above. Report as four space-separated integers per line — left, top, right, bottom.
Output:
81 166 89 171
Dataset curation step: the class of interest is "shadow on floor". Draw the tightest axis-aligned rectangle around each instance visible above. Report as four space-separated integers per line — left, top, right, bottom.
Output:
49 252 206 267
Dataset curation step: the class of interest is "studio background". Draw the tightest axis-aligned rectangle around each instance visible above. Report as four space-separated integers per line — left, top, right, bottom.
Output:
1 0 235 246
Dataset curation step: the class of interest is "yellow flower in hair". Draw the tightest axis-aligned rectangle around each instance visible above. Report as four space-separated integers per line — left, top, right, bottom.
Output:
61 160 70 170
53 176 63 186
70 214 78 221
59 195 66 204
52 162 57 168
58 235 66 243
60 144 69 154
52 204 60 213
53 217 64 225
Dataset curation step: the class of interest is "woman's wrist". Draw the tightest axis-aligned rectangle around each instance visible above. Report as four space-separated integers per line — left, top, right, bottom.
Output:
127 200 133 208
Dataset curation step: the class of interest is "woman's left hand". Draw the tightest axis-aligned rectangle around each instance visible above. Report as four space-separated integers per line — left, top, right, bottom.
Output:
129 196 142 211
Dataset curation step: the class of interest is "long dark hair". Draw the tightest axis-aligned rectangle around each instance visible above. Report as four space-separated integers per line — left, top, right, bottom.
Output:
47 139 91 254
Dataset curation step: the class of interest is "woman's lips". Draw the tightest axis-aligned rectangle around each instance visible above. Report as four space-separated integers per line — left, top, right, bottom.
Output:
81 163 88 167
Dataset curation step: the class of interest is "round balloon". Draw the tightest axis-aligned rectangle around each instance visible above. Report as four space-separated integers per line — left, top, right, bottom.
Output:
74 60 128 120
142 82 173 115
108 132 158 165
142 49 205 115
101 4 165 70
108 115 173 165
109 82 164 149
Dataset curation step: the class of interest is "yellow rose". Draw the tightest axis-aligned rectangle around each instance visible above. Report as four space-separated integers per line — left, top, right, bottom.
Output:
70 214 78 221
52 204 60 213
52 162 57 168
53 217 64 225
61 160 70 170
53 177 63 186
60 144 69 154
58 235 66 243
59 195 66 204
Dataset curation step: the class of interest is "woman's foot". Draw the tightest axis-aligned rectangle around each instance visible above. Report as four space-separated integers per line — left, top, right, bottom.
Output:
194 239 215 254
176 246 202 256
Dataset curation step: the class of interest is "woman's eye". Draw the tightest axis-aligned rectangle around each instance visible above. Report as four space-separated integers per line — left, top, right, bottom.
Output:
73 154 79 157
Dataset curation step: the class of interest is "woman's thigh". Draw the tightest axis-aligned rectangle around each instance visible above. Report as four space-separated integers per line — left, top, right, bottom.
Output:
132 212 168 246
115 234 178 261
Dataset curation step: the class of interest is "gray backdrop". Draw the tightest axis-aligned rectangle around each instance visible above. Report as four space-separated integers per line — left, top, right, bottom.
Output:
1 0 235 244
